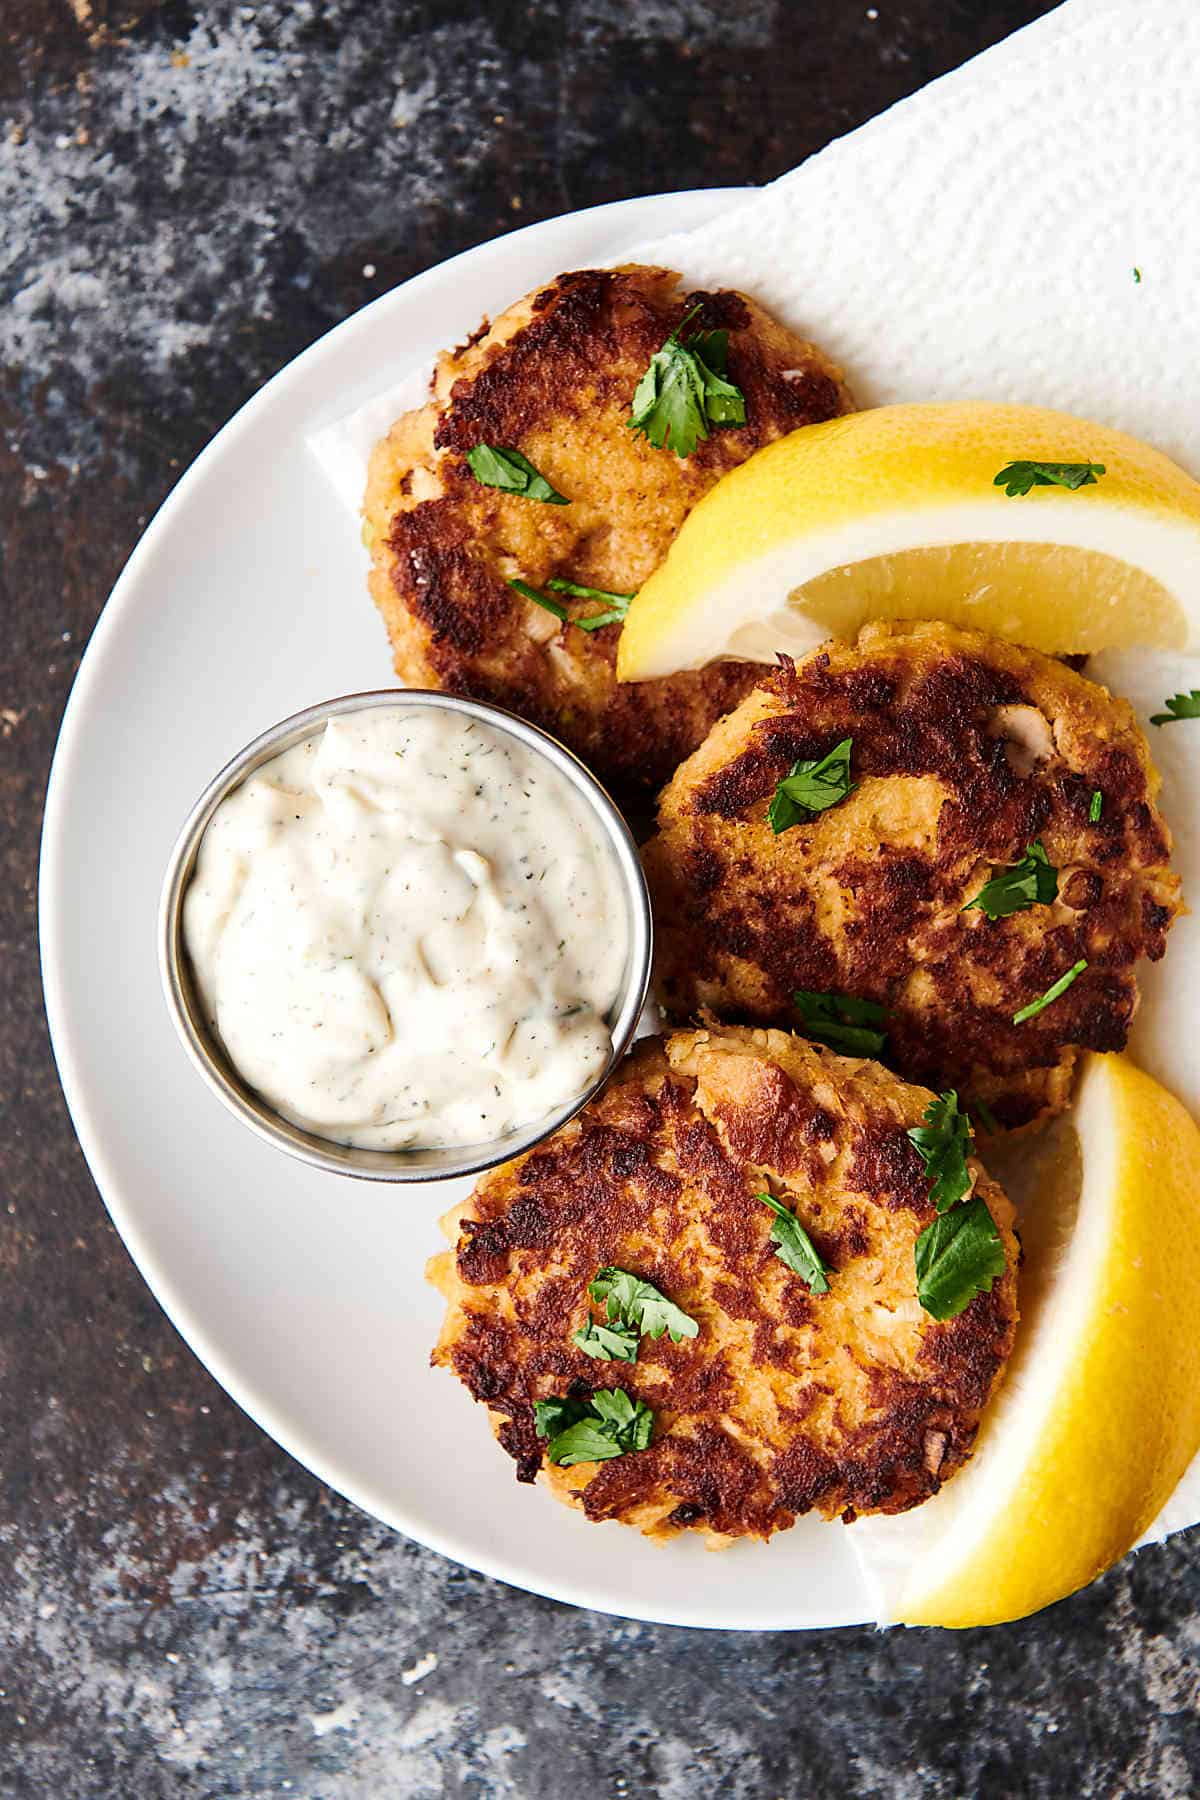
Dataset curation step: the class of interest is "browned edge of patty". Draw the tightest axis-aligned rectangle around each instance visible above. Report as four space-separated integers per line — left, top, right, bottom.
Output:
363 265 852 794
428 1029 1019 1543
644 623 1182 1128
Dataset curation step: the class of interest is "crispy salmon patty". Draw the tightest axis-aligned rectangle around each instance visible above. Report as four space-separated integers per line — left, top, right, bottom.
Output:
644 623 1182 1130
363 265 851 795
428 1026 1019 1543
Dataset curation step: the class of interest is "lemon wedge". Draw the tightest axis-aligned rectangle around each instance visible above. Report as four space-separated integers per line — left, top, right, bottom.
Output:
616 403 1200 679
849 1053 1200 1629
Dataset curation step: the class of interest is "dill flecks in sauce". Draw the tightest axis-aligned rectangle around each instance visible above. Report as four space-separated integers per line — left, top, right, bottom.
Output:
182 706 629 1150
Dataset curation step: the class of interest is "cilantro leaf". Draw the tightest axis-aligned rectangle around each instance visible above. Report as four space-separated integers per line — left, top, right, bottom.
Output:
993 460 1106 497
768 738 855 834
627 308 747 458
588 1267 699 1344
962 840 1059 920
1012 958 1088 1024
571 1319 640 1362
907 1091 974 1213
1089 789 1103 822
534 1386 655 1466
466 444 568 504
915 1194 1007 1320
755 1192 831 1293
793 989 888 1057
1150 690 1200 727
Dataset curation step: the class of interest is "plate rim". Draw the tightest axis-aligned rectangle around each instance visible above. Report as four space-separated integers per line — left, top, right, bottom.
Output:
39 185 874 1631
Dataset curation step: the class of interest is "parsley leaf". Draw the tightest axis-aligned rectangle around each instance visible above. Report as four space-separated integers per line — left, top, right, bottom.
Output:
755 1192 831 1293
547 577 635 631
466 444 569 504
572 1319 640 1362
907 1091 974 1214
507 576 568 620
507 575 635 632
993 460 1106 497
1089 789 1103 822
1012 958 1088 1024
533 1396 590 1439
534 1387 655 1466
793 989 888 1057
768 738 855 834
627 308 747 458
588 1267 699 1344
969 1095 999 1136
1150 690 1200 726
962 840 1059 920
547 578 635 606
686 327 746 425
915 1194 1007 1321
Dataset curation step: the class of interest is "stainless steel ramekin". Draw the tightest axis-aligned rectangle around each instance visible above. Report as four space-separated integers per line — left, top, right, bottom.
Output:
159 690 653 1183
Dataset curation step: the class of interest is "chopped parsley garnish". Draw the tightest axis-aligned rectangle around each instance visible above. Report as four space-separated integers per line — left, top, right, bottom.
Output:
962 840 1059 920
1089 789 1104 822
571 1319 640 1362
915 1195 1007 1321
466 444 568 504
507 576 568 620
907 1091 974 1214
532 1395 589 1439
547 577 634 630
767 738 854 834
993 460 1106 497
587 1267 699 1345
548 577 634 606
533 1388 654 1465
793 989 888 1058
1012 958 1088 1024
908 1092 1006 1319
969 1095 1000 1135
627 306 747 458
1150 690 1200 726
506 575 635 632
755 1192 831 1293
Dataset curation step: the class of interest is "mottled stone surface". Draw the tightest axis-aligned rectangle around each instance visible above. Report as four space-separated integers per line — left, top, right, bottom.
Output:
4 2 1199 1795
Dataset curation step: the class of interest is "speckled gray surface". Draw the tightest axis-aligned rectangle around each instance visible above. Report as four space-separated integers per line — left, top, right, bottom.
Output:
4 2 1200 1795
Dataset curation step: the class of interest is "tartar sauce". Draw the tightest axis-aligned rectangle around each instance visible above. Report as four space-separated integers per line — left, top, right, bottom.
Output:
183 706 630 1150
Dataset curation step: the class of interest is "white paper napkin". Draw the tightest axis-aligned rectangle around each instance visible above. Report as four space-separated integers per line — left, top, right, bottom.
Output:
628 0 1200 472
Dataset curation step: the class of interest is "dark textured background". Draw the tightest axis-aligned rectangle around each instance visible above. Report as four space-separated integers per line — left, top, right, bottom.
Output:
5 3 1199 1796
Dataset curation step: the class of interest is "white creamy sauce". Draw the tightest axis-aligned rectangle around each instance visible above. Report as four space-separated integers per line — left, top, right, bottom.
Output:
183 706 630 1150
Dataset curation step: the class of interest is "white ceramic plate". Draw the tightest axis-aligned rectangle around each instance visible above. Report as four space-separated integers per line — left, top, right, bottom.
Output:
40 189 874 1630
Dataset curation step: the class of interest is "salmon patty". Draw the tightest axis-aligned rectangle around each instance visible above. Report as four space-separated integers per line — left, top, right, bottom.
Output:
364 265 851 795
644 622 1182 1129
428 1025 1019 1543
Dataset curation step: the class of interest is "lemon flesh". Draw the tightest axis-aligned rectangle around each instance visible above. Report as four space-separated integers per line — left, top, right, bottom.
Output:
617 403 1200 679
851 1053 1200 1630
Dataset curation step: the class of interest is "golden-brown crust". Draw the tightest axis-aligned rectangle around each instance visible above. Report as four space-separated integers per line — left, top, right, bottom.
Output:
428 1026 1019 1543
364 266 852 796
643 622 1183 1129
